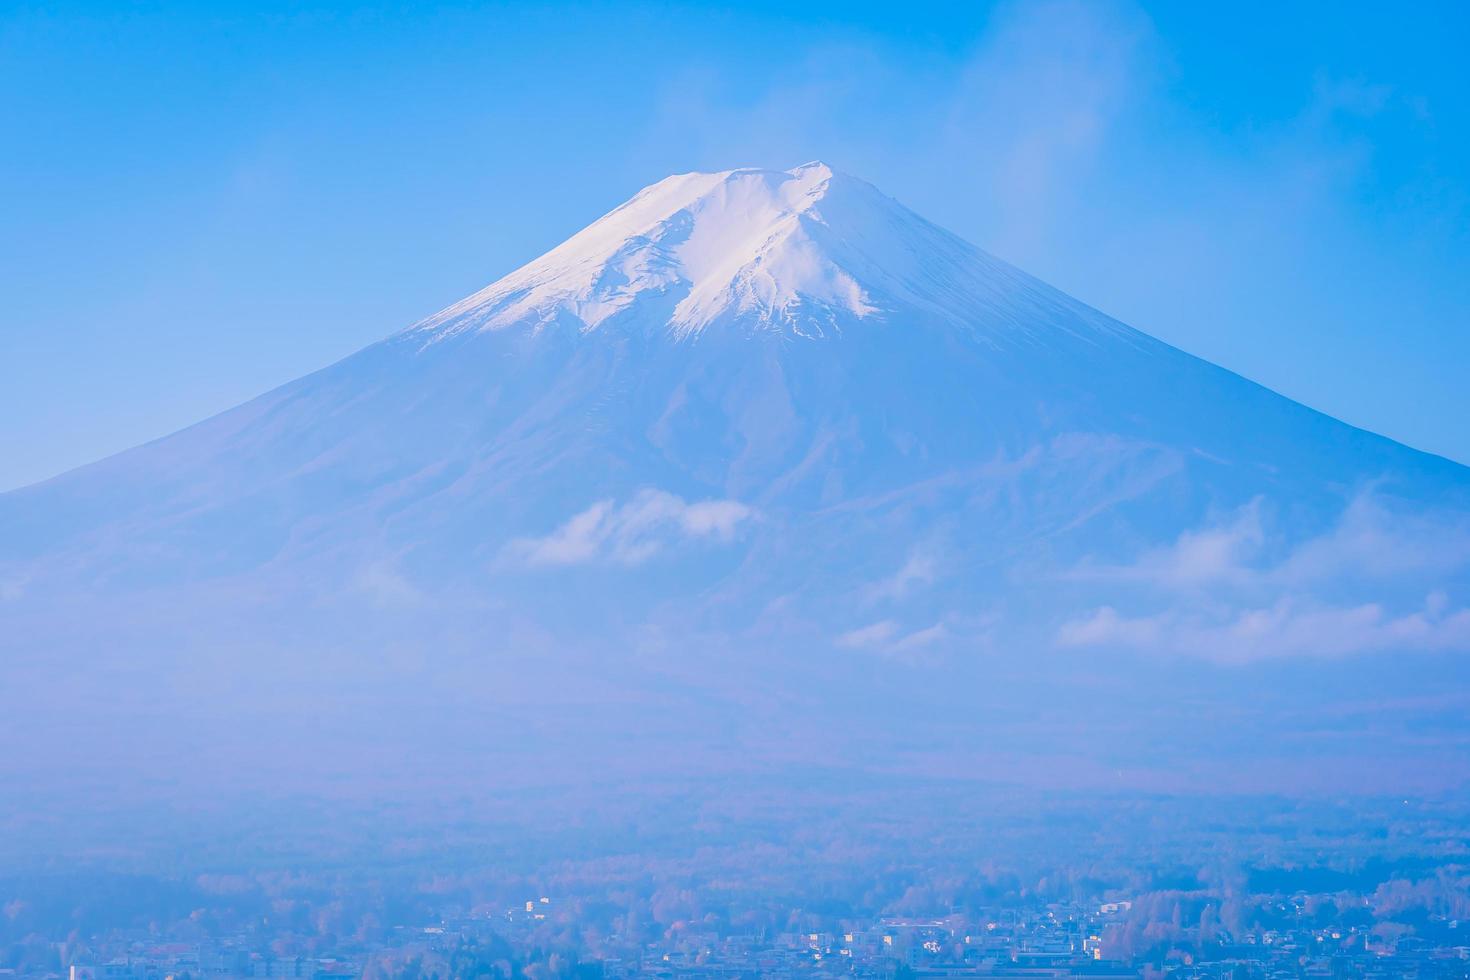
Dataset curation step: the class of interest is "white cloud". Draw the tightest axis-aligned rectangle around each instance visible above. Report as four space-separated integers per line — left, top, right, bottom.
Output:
835 616 975 659
1058 594 1470 665
348 560 424 607
836 619 900 650
508 489 753 567
1075 491 1470 592
867 549 940 601
1072 498 1265 589
1274 492 1470 585
1056 605 1165 648
889 621 950 653
1059 492 1470 662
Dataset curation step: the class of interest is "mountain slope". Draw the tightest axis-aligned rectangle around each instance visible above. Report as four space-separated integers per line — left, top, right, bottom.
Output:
4 163 1469 797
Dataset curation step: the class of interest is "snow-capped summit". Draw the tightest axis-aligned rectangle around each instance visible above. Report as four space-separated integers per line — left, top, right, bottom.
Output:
410 162 1121 344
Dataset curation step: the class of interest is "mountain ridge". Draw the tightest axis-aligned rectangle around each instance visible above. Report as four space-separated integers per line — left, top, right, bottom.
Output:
3 162 1470 797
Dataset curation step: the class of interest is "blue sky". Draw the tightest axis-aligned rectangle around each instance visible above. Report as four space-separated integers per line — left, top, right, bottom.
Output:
3 0 1468 490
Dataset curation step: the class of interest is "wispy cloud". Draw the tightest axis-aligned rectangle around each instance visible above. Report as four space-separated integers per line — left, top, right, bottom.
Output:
1059 594 1470 665
347 560 424 607
889 621 950 654
1274 493 1470 585
836 614 986 659
1070 498 1266 590
1072 491 1470 592
508 490 753 567
935 0 1153 257
866 548 941 602
1059 491 1470 661
835 619 901 650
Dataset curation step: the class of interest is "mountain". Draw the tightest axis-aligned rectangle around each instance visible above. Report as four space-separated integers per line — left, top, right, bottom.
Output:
4 162 1470 800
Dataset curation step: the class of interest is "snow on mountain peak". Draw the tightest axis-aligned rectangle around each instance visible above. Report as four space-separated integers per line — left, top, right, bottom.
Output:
410 163 1119 344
